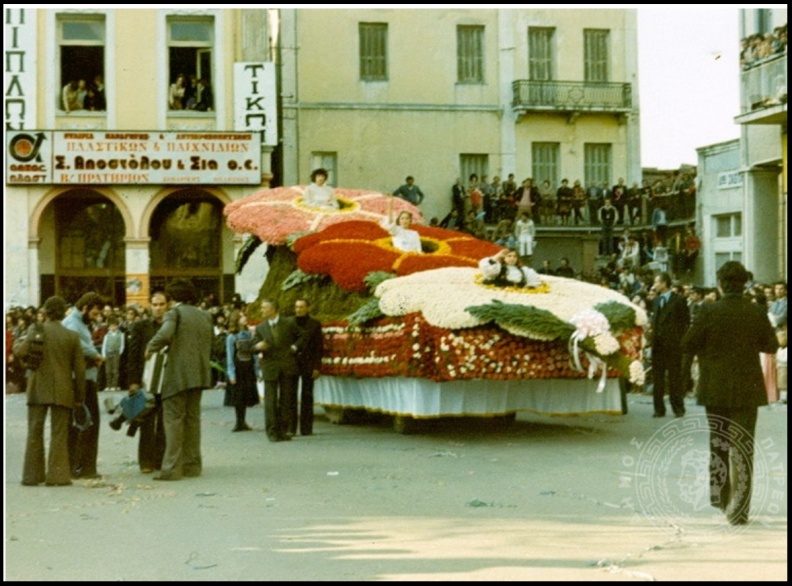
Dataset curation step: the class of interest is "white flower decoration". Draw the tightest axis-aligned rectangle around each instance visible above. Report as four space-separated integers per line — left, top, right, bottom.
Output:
593 333 621 356
629 360 646 385
375 268 646 332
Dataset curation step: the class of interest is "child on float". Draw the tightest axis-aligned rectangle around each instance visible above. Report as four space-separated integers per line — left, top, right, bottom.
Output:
383 194 422 253
479 248 542 288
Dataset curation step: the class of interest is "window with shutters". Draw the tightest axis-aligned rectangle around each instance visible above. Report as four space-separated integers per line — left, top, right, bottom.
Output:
528 27 555 80
457 25 484 83
584 143 612 187
359 23 388 81
584 29 609 82
532 143 560 188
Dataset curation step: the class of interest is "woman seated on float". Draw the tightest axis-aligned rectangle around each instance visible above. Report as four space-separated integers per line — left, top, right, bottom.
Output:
479 248 542 288
303 168 339 209
383 194 422 253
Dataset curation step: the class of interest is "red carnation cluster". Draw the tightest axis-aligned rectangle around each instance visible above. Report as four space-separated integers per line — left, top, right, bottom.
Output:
293 221 502 292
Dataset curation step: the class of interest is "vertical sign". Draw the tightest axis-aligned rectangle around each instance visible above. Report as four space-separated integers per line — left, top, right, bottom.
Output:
234 62 277 146
4 7 37 130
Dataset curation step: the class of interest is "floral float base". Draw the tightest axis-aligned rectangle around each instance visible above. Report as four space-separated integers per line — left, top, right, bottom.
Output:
321 313 642 383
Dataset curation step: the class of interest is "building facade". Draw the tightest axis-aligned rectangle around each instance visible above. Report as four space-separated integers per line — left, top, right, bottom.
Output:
734 8 787 283
278 8 641 223
4 8 278 308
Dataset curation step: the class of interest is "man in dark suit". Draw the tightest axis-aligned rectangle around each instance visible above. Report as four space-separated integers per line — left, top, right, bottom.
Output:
15 296 86 486
125 290 169 473
651 272 690 417
145 279 213 481
252 299 301 442
682 261 779 525
290 298 324 436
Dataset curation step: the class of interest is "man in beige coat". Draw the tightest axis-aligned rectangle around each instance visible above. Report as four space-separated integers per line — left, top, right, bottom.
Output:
15 296 86 486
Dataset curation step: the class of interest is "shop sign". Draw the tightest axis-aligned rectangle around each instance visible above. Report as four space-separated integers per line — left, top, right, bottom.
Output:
6 130 261 185
234 62 277 146
717 171 743 189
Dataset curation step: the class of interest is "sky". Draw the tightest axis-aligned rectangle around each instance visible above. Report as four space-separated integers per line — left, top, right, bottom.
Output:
637 7 742 170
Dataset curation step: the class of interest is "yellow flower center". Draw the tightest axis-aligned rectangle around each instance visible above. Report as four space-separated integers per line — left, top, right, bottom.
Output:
294 196 360 212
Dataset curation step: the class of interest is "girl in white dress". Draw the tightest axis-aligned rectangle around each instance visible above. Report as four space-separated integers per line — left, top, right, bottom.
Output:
303 168 339 209
514 212 536 257
479 248 542 288
383 195 422 253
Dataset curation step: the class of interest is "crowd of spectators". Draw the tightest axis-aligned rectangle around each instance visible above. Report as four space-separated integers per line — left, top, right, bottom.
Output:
740 24 787 70
441 171 696 232
6 292 247 396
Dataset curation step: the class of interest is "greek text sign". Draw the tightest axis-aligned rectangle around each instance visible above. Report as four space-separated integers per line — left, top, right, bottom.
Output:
4 8 37 131
6 130 262 185
234 62 278 146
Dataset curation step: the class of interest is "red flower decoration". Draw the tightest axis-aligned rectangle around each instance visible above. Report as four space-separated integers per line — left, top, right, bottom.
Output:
293 221 502 292
320 313 643 382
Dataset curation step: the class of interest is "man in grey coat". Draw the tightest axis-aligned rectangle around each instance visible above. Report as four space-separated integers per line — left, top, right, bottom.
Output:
682 261 779 525
15 296 86 486
146 279 213 480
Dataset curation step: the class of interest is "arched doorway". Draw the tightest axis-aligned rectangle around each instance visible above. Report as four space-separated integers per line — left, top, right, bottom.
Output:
148 189 226 304
51 192 126 305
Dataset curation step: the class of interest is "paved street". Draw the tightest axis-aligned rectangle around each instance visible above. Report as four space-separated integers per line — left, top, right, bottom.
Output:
4 388 787 581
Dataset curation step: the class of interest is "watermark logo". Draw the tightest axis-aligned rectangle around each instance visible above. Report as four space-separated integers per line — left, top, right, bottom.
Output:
620 414 785 536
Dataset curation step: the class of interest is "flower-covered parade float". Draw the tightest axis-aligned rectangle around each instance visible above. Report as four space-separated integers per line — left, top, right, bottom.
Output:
225 185 646 432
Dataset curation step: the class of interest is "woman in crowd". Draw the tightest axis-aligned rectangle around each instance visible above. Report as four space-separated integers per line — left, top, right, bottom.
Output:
383 195 422 253
479 248 542 289
225 311 259 432
490 219 515 248
303 168 339 209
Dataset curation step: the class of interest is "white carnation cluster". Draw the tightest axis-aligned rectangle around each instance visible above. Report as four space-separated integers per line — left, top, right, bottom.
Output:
629 360 646 385
593 333 621 356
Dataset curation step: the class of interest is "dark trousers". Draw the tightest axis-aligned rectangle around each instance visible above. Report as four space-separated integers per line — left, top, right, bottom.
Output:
288 373 315 435
601 225 615 256
161 388 203 479
264 374 295 439
24 404 72 485
68 380 100 476
136 397 165 471
652 348 685 416
706 407 757 524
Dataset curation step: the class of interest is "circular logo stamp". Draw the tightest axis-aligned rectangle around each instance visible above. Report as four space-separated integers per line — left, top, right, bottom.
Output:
620 413 785 535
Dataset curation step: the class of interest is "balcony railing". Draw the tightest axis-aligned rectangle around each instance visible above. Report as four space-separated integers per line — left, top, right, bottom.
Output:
739 53 787 116
512 80 632 113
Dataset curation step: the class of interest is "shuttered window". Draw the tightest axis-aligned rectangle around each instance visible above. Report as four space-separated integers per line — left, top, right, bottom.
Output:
457 25 484 83
584 143 612 187
532 143 560 188
360 23 388 81
528 27 554 80
584 29 609 82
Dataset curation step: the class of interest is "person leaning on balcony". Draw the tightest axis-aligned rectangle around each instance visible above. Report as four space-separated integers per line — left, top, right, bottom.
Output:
62 80 82 113
169 73 186 110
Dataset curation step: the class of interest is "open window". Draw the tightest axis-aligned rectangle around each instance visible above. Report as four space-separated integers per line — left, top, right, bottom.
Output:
58 15 105 112
167 17 214 111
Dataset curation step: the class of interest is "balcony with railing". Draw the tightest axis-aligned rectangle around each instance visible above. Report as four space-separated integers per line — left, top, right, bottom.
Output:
735 52 787 125
511 80 632 116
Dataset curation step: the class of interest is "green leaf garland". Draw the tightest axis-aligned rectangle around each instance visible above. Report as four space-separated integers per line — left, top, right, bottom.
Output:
465 300 576 340
593 301 637 334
